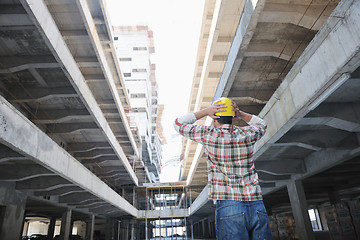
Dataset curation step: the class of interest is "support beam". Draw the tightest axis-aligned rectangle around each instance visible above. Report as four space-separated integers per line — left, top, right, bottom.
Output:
19 0 138 185
59 192 97 204
75 0 139 159
0 164 55 181
256 159 306 174
0 145 28 163
46 123 99 134
214 0 266 100
287 180 314 240
9 87 78 103
0 95 137 216
32 109 91 124
34 186 86 196
253 0 360 159
16 176 73 191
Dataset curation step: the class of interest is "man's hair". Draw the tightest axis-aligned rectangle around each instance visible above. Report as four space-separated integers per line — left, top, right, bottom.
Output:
217 116 233 124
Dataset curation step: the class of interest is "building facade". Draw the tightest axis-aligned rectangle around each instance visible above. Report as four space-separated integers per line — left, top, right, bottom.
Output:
113 26 161 182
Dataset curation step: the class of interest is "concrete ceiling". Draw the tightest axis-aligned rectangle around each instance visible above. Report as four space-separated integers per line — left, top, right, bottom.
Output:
0 0 151 218
182 0 360 209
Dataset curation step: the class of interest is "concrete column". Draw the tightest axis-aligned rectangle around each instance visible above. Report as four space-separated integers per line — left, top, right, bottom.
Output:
130 220 135 240
0 183 27 240
69 220 74 235
47 217 56 239
59 209 72 240
287 180 315 240
113 221 119 240
105 219 115 240
133 187 137 208
22 220 30 237
85 215 94 240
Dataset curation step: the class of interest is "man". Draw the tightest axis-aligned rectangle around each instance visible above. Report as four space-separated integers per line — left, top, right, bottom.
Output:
174 97 272 240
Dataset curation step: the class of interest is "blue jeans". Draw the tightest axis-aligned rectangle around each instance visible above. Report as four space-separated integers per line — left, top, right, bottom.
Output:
215 200 272 240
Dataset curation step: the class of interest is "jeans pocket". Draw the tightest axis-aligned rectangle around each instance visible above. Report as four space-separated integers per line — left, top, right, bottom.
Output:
219 213 247 240
255 210 272 240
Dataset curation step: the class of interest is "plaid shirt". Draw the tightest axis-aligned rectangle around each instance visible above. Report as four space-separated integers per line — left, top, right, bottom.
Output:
174 114 267 201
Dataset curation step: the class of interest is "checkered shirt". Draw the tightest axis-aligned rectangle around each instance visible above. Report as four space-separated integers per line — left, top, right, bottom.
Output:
174 114 267 201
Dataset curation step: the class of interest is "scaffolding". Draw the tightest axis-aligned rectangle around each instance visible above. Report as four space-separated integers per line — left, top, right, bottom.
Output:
137 184 193 239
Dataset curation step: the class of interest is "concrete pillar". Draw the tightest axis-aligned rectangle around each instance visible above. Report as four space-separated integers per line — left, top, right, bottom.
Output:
47 217 56 239
287 180 315 240
0 183 27 240
130 220 135 240
105 219 115 240
22 220 30 237
133 187 137 208
113 221 119 240
59 209 72 240
85 215 94 240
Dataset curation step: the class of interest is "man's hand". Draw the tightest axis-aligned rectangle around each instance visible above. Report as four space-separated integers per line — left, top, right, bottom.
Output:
231 100 252 122
194 101 226 120
206 101 226 119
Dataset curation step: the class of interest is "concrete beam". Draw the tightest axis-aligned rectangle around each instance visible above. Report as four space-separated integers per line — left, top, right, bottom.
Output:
0 62 59 73
74 149 115 159
19 0 138 185
0 145 28 163
16 176 74 191
32 109 91 124
189 184 210 215
254 0 360 159
0 14 32 26
75 0 139 159
80 156 118 164
0 164 55 181
67 142 111 152
9 87 77 103
214 0 266 99
258 172 291 181
59 192 97 204
297 117 360 132
256 159 306 174
46 123 99 134
34 186 86 196
0 95 137 216
272 142 322 151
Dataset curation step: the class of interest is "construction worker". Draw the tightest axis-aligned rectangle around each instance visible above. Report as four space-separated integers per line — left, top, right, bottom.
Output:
174 97 272 240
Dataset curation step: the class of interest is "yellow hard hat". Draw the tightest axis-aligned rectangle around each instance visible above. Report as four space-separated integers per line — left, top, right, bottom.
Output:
214 97 235 116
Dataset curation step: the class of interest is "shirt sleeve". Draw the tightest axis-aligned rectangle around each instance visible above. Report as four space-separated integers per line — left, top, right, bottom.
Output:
244 115 267 141
173 113 211 144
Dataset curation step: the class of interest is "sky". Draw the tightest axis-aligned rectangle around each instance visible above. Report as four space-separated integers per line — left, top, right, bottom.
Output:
106 0 205 182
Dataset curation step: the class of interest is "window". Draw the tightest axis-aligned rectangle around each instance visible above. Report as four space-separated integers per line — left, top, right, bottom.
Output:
132 107 146 112
133 47 147 51
130 93 146 98
132 68 147 73
119 57 132 61
114 37 118 40
308 208 322 231
123 73 131 77
125 79 146 82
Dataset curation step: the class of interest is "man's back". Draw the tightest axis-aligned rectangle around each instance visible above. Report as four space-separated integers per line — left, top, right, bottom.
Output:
174 113 267 201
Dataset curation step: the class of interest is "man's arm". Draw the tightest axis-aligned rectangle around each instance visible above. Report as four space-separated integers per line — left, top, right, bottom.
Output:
173 102 225 142
232 100 267 139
